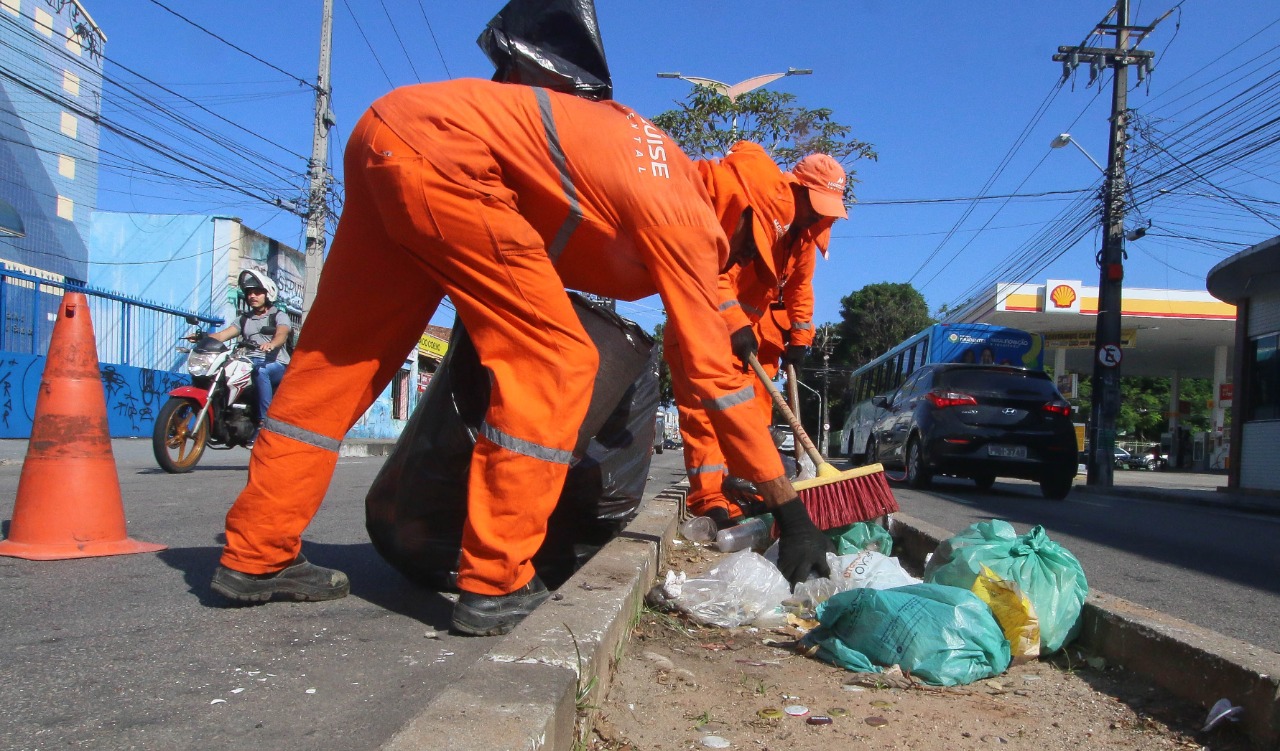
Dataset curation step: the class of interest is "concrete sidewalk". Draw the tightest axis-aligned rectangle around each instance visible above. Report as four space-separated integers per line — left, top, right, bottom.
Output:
1076 465 1280 515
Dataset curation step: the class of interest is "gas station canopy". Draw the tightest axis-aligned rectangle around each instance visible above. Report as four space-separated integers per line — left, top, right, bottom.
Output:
953 280 1236 379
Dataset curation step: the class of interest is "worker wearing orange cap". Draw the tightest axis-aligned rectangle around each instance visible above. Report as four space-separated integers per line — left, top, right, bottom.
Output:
208 79 833 635
669 146 848 525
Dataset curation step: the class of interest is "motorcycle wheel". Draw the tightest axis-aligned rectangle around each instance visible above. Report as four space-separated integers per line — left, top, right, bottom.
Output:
153 398 208 473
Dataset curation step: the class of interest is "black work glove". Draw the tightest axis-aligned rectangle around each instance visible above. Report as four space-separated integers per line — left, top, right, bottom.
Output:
722 476 767 517
705 507 734 531
729 325 758 365
773 498 834 589
782 344 809 368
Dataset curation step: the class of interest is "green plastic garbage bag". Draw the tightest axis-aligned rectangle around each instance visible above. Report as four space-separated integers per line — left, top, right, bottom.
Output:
801 583 1012 686
828 521 894 556
923 520 1088 654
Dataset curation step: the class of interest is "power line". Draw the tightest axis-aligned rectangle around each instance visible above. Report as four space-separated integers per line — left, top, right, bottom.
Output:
378 0 423 83
143 0 316 91
340 0 395 89
415 0 453 79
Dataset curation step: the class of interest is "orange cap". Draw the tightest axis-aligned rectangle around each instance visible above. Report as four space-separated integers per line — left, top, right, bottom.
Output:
791 153 847 219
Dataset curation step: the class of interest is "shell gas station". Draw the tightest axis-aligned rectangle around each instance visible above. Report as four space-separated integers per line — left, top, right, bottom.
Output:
954 279 1236 471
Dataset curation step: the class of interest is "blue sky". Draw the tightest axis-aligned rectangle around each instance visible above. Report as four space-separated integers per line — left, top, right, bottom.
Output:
88 1 1280 332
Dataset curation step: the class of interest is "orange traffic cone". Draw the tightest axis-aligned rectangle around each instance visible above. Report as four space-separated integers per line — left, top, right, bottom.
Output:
0 292 165 560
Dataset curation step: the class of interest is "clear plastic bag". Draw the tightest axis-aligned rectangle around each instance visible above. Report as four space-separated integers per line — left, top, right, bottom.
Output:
665 550 792 628
793 549 921 607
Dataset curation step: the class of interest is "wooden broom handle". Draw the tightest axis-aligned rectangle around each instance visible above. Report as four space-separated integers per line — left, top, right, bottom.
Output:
786 364 805 464
747 353 824 468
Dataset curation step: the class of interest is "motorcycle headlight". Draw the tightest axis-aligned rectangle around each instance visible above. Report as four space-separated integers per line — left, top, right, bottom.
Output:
187 351 219 377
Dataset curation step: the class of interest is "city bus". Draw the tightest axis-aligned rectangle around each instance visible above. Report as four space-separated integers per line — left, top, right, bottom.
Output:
837 323 1045 461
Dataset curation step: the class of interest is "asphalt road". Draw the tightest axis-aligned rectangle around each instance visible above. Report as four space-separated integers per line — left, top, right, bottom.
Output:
0 439 688 751
888 473 1280 655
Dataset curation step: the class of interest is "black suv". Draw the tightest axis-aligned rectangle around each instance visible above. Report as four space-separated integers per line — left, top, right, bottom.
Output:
867 364 1078 499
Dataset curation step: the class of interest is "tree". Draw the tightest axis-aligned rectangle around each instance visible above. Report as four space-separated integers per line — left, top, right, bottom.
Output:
835 282 934 368
652 321 672 404
651 86 877 195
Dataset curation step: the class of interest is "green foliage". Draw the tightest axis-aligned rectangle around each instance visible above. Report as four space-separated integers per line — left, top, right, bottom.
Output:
1074 376 1215 442
651 85 877 202
653 321 672 404
835 282 934 369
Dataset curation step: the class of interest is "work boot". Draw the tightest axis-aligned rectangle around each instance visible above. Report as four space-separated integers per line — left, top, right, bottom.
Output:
211 555 350 603
451 575 551 636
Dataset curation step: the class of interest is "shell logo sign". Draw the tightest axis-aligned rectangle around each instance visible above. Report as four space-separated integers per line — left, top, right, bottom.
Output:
1044 279 1082 314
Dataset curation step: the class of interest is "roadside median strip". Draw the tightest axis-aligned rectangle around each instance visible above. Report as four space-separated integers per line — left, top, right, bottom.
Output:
385 484 1279 750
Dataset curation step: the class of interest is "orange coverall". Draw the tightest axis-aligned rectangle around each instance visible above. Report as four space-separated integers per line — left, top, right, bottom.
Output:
220 79 785 598
666 142 828 519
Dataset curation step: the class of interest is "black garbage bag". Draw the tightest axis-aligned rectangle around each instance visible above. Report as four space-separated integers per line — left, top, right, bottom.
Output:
365 293 656 591
477 0 612 100
538 345 660 584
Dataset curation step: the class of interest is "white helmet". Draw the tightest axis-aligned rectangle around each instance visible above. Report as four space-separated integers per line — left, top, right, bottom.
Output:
237 268 278 305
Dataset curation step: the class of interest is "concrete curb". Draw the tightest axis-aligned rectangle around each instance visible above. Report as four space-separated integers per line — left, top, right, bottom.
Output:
381 486 686 751
890 514 1280 748
339 439 398 458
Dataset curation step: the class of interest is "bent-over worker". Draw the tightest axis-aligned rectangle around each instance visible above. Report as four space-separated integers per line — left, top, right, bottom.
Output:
209 79 832 636
668 145 848 526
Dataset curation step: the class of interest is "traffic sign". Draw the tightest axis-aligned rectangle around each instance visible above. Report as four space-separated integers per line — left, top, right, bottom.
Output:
1098 344 1123 367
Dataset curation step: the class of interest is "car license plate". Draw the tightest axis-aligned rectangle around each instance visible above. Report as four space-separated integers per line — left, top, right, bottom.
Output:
988 444 1027 459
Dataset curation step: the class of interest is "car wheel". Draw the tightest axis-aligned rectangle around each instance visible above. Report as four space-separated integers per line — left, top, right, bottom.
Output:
905 438 931 489
865 437 877 466
1040 473 1073 500
973 473 996 491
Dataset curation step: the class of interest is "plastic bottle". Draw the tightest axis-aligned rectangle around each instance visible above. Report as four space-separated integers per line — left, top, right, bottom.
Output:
714 514 774 553
679 515 718 543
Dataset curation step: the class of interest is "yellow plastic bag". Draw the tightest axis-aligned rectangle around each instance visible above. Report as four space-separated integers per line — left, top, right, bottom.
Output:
971 565 1040 664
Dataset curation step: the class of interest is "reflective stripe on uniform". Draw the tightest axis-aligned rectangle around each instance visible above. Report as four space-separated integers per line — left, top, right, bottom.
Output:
480 421 575 465
262 417 343 453
687 463 727 476
533 88 583 262
718 300 740 312
792 321 813 330
701 385 755 411
742 302 763 318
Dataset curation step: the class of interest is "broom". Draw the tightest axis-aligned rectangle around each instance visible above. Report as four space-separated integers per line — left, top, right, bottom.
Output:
786 364 805 467
748 354 899 531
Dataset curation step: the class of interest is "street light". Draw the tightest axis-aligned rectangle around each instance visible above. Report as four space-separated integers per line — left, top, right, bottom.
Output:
658 68 812 135
1050 133 1105 174
656 68 812 101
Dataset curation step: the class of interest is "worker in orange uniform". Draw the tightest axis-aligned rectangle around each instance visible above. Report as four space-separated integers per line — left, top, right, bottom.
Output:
667 144 847 527
208 79 832 636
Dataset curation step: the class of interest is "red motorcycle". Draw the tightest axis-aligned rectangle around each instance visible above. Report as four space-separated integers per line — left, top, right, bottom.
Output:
152 324 262 473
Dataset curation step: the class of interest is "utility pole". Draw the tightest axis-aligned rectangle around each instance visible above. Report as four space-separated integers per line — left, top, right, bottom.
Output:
301 0 335 323
1053 0 1154 487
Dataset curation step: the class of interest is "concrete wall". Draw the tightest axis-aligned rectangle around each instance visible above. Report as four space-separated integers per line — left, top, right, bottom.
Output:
0 351 187 438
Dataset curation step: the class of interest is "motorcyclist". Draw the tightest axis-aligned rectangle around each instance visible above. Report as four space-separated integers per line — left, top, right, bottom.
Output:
207 269 291 442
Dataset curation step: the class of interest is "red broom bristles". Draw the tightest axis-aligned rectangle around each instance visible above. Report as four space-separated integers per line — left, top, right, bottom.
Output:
793 463 899 531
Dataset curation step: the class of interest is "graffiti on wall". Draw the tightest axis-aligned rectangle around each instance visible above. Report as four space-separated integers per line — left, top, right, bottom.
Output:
240 228 305 313
0 352 189 438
